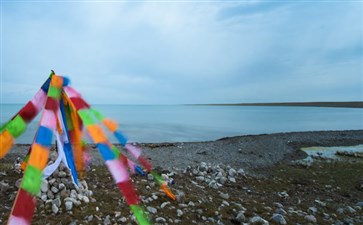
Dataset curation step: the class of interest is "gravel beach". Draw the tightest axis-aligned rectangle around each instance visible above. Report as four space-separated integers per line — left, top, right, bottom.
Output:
3 130 362 172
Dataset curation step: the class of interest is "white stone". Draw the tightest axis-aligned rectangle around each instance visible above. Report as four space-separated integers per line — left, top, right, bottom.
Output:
235 211 245 222
237 168 245 175
47 190 54 199
147 174 154 181
52 204 59 214
41 180 49 193
65 201 73 211
58 183 65 190
156 217 167 223
219 192 229 199
104 215 111 225
304 215 317 223
218 177 227 185
147 206 157 214
271 214 287 225
196 176 205 182
52 198 61 207
222 200 230 206
161 202 170 208
228 168 237 177
15 179 22 188
83 196 90 203
177 209 183 217
250 215 269 224
0 181 9 193
41 194 47 202
51 186 59 194
49 178 56 185
346 206 357 214
58 171 67 178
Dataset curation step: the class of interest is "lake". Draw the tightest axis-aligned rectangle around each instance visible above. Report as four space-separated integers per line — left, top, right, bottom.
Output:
1 104 362 143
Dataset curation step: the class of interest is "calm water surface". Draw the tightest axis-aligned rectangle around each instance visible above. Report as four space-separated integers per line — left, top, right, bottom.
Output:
1 104 362 143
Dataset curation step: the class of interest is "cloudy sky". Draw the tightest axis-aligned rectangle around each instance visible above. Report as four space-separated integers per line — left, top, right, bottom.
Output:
1 0 362 104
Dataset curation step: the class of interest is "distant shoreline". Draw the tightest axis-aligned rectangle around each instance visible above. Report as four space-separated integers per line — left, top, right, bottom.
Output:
2 102 363 108
192 101 363 108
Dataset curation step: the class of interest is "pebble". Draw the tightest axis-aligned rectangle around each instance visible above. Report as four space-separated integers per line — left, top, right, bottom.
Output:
147 173 154 181
228 168 237 177
177 209 183 217
83 196 90 203
219 192 229 199
147 206 157 214
161 202 170 208
277 191 289 199
176 191 185 202
58 171 67 178
188 201 195 207
65 201 73 211
58 183 65 190
156 217 167 223
41 180 49 193
53 198 61 207
315 199 326 207
235 211 245 222
271 213 287 224
337 208 345 214
51 186 59 194
196 176 205 182
218 177 227 184
0 181 9 193
87 215 93 222
275 208 287 215
103 215 111 225
15 179 22 188
304 215 317 223
346 206 356 214
356 201 363 207
308 206 318 214
249 215 268 224
274 202 284 209
52 204 59 214
221 200 230 206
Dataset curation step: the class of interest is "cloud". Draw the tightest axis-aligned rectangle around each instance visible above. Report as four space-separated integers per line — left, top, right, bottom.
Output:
1 1 362 104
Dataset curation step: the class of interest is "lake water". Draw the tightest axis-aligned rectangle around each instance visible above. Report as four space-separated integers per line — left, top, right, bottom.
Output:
301 145 363 160
1 104 362 143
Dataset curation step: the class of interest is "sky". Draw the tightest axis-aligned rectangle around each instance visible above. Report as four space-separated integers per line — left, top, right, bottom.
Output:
1 0 362 104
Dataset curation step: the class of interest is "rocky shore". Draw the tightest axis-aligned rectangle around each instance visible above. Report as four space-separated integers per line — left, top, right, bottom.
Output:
0 130 362 224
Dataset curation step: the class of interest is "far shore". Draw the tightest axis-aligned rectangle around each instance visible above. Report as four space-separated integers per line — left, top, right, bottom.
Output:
192 101 363 108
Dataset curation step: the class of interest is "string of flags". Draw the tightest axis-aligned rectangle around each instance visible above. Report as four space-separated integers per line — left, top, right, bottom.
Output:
0 71 175 225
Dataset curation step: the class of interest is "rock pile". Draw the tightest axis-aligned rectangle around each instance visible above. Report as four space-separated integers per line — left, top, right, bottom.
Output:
184 162 246 189
36 151 94 215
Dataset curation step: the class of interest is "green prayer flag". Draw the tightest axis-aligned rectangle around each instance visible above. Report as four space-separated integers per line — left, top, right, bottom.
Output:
130 205 150 225
91 108 104 121
78 109 95 126
151 171 164 185
48 86 61 99
111 145 121 158
6 115 27 138
21 165 42 195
